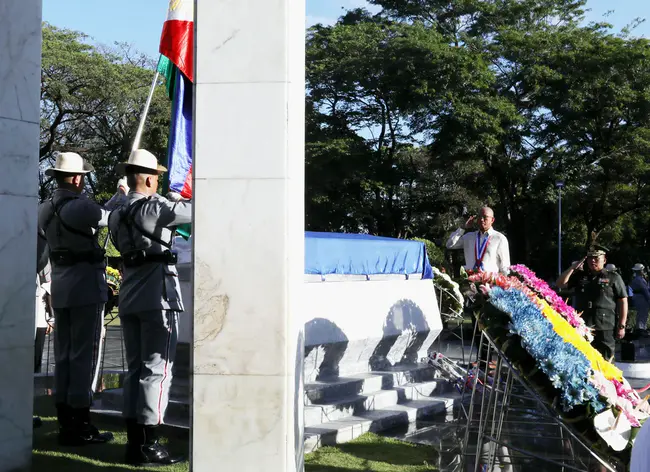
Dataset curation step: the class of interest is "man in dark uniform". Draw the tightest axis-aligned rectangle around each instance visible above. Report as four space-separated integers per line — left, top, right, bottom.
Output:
557 245 628 360
36 152 123 445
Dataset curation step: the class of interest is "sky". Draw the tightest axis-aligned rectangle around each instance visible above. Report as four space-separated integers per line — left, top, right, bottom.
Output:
42 0 650 60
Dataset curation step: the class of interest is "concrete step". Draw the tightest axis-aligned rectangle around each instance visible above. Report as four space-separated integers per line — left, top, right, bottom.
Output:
305 379 454 427
305 373 385 404
99 387 189 424
304 393 459 453
169 376 190 400
305 363 440 405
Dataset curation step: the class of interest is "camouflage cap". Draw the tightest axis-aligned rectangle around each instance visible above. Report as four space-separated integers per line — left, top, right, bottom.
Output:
587 244 609 257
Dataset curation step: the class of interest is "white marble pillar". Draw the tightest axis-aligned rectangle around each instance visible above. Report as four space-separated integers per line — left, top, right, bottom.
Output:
0 0 42 470
191 0 305 470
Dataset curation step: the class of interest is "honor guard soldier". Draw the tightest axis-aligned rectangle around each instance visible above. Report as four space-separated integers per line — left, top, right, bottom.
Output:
557 245 628 360
108 149 191 466
36 152 120 446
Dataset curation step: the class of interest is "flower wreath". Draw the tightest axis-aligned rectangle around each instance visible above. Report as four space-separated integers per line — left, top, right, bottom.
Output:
469 267 649 466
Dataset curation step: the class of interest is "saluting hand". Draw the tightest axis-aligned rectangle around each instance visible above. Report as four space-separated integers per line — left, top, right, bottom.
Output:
572 257 586 271
464 216 476 230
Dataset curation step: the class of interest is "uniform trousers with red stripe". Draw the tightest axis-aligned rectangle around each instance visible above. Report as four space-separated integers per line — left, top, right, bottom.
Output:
120 310 178 425
53 304 103 408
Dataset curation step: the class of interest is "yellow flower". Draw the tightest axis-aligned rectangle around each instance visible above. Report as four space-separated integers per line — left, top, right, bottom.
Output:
536 298 622 381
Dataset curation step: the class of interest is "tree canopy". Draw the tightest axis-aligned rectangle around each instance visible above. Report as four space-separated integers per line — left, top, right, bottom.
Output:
40 9 650 279
40 23 170 202
306 2 650 278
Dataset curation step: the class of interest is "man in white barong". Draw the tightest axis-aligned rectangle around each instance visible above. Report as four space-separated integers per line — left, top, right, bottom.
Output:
446 206 511 274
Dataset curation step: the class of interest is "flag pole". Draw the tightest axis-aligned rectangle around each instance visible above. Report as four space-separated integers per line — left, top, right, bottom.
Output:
131 71 160 151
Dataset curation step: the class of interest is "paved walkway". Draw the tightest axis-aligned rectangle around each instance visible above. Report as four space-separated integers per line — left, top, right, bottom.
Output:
37 326 127 376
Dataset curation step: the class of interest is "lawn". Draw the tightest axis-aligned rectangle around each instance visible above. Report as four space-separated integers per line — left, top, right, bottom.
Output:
33 397 437 472
32 398 188 472
105 308 121 326
304 433 438 472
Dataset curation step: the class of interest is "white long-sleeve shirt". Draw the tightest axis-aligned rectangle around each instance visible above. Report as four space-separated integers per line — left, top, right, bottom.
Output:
35 262 52 332
446 227 511 274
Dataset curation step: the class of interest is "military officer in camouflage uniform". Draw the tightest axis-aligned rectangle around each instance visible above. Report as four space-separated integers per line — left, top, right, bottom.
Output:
557 245 628 360
37 152 121 445
108 149 190 466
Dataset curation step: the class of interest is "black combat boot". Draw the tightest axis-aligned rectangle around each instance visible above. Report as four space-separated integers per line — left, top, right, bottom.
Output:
124 418 145 463
124 421 185 466
58 407 114 446
56 403 80 446
74 407 114 444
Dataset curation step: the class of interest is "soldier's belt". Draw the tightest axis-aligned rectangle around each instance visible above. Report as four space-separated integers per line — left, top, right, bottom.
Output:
50 248 105 266
123 250 177 268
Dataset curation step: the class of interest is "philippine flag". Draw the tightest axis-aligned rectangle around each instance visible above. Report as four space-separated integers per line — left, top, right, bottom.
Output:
159 0 194 82
158 0 194 200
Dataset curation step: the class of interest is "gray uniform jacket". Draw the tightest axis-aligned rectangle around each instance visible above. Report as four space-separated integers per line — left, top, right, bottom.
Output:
37 189 114 309
108 192 192 315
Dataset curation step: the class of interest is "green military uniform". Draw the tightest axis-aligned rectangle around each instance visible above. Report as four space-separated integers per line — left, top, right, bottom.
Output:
568 268 627 359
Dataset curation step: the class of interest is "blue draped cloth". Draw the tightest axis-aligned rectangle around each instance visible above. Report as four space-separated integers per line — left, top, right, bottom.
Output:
305 232 433 279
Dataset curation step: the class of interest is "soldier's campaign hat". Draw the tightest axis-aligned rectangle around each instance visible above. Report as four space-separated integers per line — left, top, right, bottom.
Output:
633 263 645 272
44 152 94 177
116 149 167 175
587 244 609 257
605 264 617 271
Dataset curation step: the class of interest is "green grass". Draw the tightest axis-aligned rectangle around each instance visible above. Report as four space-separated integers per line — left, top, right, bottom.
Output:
32 398 188 472
105 308 120 326
304 433 438 472
34 398 435 471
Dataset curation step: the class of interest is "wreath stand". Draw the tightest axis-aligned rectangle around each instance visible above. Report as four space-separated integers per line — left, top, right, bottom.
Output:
460 328 619 472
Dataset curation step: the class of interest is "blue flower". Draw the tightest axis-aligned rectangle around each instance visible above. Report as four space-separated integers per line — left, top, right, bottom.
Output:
486 287 598 411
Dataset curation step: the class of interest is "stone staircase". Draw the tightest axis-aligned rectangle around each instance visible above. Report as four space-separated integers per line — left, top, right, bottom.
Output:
92 344 461 449
303 364 459 452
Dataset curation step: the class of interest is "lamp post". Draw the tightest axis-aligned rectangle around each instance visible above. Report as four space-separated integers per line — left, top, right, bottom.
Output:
556 180 565 277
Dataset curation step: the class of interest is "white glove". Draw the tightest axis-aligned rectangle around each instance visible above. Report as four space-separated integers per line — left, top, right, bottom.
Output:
117 177 129 194
166 191 184 202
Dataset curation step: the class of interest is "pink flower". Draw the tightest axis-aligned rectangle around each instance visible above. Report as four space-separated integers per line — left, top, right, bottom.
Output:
510 265 592 340
611 379 641 406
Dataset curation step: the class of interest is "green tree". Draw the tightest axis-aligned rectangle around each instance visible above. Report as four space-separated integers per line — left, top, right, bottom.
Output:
531 27 650 247
306 13 488 236
40 23 170 202
306 2 650 279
